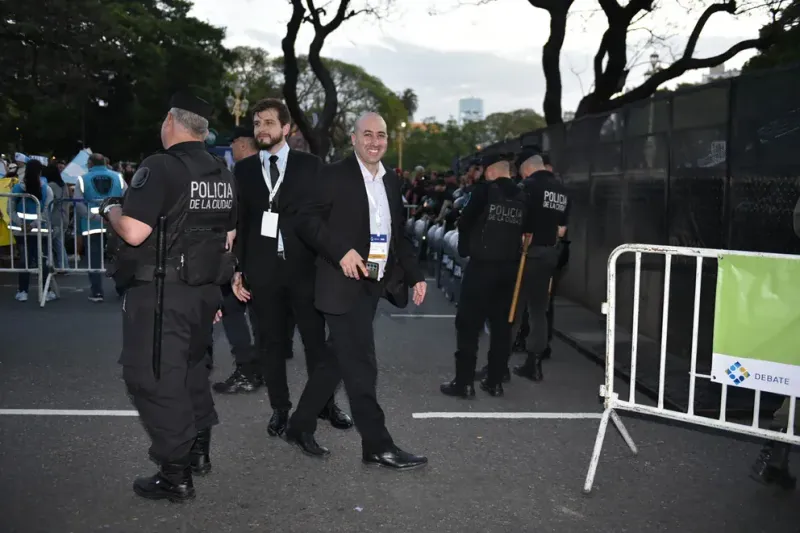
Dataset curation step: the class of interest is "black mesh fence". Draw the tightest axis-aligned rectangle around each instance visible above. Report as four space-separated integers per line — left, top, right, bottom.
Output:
463 63 800 408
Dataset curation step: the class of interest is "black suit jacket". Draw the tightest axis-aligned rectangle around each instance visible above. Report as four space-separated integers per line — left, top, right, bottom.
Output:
233 150 323 286
294 154 423 315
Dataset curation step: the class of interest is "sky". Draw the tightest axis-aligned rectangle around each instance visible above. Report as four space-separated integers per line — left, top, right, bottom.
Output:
188 0 771 122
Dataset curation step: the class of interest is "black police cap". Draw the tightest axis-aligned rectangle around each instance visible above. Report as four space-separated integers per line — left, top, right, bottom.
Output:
169 91 213 120
231 125 255 141
479 152 515 168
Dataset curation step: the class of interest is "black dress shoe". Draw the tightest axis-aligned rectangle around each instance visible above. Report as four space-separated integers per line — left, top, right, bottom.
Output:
475 364 511 383
319 401 354 430
440 379 475 399
286 429 331 458
479 378 504 397
133 461 195 503
363 446 428 470
268 410 289 437
190 428 212 476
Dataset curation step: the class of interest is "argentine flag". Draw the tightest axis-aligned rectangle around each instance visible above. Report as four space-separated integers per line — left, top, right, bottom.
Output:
61 149 93 185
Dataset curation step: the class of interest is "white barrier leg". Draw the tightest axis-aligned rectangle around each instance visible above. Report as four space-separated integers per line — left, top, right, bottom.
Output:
41 272 56 307
583 407 612 494
611 410 638 455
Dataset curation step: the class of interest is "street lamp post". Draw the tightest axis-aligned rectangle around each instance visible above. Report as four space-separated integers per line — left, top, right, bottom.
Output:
397 121 407 170
225 82 249 127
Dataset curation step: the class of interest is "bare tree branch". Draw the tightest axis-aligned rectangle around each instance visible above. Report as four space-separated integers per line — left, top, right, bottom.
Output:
620 39 760 109
282 0 319 154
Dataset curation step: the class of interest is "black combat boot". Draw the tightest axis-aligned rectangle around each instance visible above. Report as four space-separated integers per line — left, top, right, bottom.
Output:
133 459 195 502
212 366 262 394
750 430 796 490
441 354 477 398
190 428 212 476
474 364 511 383
513 351 543 382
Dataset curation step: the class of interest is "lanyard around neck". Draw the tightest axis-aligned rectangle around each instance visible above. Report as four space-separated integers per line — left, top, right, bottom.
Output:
260 152 284 210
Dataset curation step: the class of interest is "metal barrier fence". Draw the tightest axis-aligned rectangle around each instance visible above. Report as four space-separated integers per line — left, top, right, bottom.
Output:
42 198 110 301
454 63 800 413
582 243 800 494
0 192 51 306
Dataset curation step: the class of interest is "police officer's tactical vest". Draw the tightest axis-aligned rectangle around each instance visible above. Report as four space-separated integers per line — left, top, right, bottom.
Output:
108 150 236 287
468 182 527 261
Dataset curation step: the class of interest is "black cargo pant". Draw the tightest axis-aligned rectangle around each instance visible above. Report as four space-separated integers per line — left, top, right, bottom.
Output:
120 282 220 463
455 259 518 386
219 283 259 370
511 246 560 357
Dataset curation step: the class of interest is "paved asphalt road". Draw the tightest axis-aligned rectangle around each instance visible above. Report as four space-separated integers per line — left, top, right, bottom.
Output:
0 273 796 533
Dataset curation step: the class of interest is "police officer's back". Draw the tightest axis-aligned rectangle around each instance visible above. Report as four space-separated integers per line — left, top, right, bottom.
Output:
100 92 236 503
441 153 526 399
511 154 569 381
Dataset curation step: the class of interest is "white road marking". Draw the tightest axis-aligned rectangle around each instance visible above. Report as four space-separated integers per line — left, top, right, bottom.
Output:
390 314 456 318
412 412 603 419
0 409 138 416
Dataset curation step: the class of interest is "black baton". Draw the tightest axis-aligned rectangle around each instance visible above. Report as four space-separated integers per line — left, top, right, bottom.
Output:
153 216 167 380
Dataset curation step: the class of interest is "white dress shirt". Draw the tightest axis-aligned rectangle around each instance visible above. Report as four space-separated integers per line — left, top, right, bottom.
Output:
260 142 290 253
356 154 392 279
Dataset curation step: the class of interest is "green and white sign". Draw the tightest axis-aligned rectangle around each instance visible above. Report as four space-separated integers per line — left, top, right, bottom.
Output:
711 254 800 397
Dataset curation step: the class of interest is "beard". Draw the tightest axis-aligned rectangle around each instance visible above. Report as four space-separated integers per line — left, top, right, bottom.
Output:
257 131 285 151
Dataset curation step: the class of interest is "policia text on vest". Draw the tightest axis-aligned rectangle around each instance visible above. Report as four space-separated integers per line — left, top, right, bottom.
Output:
189 181 234 211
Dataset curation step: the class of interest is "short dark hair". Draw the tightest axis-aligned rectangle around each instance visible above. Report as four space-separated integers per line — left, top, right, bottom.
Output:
251 98 291 126
89 153 105 167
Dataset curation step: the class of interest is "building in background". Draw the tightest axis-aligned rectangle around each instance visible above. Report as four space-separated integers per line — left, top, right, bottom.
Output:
702 63 740 84
459 97 484 124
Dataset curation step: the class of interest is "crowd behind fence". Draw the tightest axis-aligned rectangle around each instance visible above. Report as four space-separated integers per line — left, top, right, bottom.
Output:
453 62 800 413
0 193 111 306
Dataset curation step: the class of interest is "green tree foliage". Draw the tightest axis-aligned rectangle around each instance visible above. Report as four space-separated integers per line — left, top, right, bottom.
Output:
482 109 547 143
267 56 407 156
744 0 800 71
382 110 544 171
1 0 231 160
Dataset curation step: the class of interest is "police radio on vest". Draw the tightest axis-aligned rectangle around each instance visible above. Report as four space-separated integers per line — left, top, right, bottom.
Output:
543 190 567 212
190 181 233 211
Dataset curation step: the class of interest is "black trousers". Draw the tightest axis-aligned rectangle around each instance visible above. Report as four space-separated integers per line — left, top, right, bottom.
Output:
290 284 394 454
455 259 518 386
219 283 260 369
511 247 560 355
249 258 326 411
120 282 220 463
516 263 562 346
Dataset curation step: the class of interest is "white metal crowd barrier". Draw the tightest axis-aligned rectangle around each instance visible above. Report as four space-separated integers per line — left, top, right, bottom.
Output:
583 243 800 494
42 198 109 299
0 192 54 306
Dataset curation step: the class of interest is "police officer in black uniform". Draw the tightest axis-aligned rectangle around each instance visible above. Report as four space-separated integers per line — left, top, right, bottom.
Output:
510 153 569 381
100 92 237 502
440 153 527 398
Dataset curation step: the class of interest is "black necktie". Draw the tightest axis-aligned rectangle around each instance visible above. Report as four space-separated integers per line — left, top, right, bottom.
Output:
269 155 280 206
269 155 279 187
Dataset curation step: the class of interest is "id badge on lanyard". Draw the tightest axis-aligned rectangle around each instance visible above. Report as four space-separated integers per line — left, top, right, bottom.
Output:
367 234 388 280
260 153 284 238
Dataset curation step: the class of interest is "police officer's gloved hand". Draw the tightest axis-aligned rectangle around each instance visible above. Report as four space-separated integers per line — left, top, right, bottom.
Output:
99 197 123 220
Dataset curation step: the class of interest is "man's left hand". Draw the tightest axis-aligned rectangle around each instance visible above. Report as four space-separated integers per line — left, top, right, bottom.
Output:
412 281 427 306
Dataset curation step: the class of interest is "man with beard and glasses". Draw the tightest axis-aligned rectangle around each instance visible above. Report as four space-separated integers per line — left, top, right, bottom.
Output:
231 98 353 438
